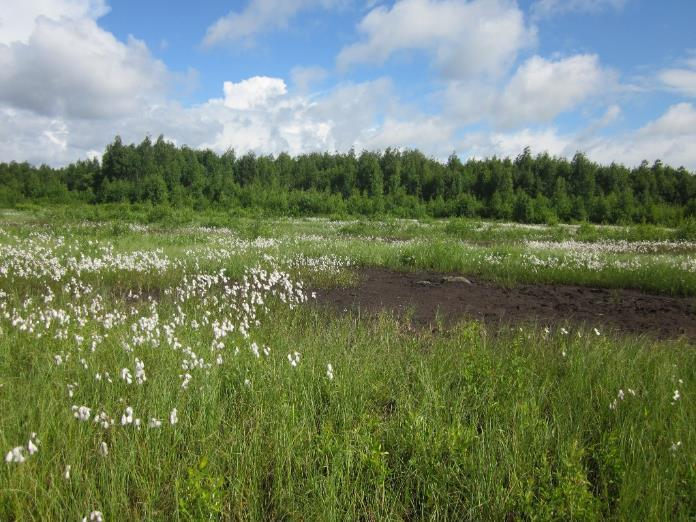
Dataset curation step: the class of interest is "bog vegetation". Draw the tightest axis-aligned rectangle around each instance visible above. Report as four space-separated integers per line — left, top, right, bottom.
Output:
0 211 694 520
1 135 696 225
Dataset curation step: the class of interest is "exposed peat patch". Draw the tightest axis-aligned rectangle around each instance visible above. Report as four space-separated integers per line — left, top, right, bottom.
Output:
315 268 696 340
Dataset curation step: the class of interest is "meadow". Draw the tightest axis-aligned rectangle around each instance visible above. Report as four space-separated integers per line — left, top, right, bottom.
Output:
0 208 694 520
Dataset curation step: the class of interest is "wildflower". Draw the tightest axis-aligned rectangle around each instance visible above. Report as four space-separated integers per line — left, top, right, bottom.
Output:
120 368 133 384
63 465 71 480
27 438 38 455
169 408 178 425
121 406 133 425
99 441 108 456
82 510 104 522
73 405 91 422
93 411 112 429
5 446 25 463
288 351 301 367
326 363 334 380
134 358 146 384
148 418 162 429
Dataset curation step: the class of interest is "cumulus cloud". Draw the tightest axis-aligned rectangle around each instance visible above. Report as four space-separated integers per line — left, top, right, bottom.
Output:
460 127 572 160
0 17 168 119
531 0 627 18
0 75 442 165
495 54 615 128
584 103 696 168
460 103 696 169
202 0 344 47
222 76 288 110
337 0 534 80
0 0 109 44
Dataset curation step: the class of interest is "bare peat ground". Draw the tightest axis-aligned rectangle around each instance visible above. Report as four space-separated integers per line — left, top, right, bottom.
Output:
315 268 696 341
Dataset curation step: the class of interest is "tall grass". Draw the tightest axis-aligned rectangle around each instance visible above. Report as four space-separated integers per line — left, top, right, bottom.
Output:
1 305 694 519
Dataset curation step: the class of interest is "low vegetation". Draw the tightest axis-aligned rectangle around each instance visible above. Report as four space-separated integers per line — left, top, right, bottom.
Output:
1 213 694 519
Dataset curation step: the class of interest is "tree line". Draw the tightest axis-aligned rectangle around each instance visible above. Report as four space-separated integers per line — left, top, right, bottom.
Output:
1 135 695 225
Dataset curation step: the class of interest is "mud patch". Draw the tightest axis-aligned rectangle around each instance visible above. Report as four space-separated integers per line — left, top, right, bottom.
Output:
315 268 696 341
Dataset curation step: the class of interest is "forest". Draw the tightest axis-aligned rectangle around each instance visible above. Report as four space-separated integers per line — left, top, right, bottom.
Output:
1 135 695 225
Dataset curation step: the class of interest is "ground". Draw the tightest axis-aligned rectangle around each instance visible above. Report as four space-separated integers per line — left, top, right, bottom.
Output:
317 267 696 340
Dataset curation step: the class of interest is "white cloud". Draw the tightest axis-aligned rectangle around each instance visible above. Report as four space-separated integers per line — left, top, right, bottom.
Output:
222 76 288 110
0 17 167 119
0 0 109 44
460 127 572 160
659 54 696 97
495 54 614 127
584 104 696 168
531 0 627 18
635 102 696 138
366 116 455 156
0 0 168 120
202 0 344 47
290 65 328 93
460 103 696 169
337 0 534 80
0 76 441 165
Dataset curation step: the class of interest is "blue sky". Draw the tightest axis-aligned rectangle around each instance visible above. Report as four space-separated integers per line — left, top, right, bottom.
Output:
1 0 695 168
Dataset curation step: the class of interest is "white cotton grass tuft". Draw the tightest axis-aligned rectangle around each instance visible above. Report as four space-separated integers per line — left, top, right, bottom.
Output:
326 363 334 380
27 438 39 456
134 358 146 384
63 465 71 480
82 510 104 522
121 406 134 425
169 408 178 425
287 351 301 367
73 405 91 422
5 446 26 464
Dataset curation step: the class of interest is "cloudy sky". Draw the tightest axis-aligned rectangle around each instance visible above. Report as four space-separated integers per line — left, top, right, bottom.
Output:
1 0 695 168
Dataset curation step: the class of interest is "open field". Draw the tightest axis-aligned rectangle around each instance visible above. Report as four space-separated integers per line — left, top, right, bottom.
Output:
1 211 694 520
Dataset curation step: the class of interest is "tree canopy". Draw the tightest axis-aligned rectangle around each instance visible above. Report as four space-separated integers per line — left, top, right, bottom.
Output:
1 136 694 225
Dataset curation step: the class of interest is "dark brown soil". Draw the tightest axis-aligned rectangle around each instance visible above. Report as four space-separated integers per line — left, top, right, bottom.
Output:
315 268 696 341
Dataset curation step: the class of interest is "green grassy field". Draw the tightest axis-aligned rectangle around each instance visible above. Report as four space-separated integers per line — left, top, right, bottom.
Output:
1 211 694 520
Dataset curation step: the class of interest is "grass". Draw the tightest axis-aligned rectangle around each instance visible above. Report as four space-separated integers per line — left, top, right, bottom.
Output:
0 211 694 520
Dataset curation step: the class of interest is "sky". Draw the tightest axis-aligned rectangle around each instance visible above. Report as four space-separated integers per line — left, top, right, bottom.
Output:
0 0 695 169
